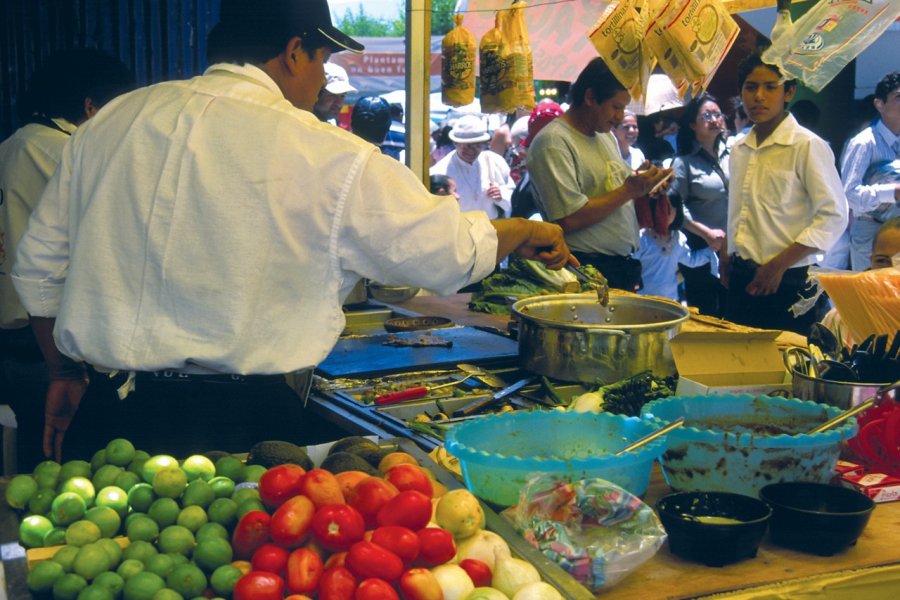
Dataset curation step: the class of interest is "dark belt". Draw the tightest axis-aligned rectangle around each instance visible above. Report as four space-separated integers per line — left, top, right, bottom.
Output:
89 366 284 386
730 254 809 273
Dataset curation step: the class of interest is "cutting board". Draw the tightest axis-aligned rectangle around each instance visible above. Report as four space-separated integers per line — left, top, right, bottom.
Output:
316 326 519 378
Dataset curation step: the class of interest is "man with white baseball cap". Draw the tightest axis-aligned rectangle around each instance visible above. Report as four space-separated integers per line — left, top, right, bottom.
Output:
314 62 357 124
430 114 515 217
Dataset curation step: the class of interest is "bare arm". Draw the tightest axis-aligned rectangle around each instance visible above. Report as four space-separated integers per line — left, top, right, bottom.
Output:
491 218 576 270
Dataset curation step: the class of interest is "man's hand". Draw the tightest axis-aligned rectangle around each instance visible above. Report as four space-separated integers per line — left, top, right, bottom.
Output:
746 259 787 297
44 378 88 462
623 166 672 199
486 183 502 201
515 221 574 270
704 228 727 252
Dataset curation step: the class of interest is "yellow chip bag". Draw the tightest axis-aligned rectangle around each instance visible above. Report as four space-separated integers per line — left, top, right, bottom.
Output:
643 0 693 98
479 12 508 115
661 0 740 93
498 1 535 112
442 14 477 107
588 0 651 101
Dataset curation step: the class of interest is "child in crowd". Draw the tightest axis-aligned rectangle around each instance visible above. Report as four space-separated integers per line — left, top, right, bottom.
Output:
634 193 717 302
429 174 459 199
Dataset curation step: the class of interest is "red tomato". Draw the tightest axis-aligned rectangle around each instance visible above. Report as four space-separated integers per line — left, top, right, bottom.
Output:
285 547 323 594
319 566 357 600
370 526 420 564
376 490 432 530
458 558 492 588
299 468 346 507
310 504 366 552
324 551 348 570
346 540 404 582
347 476 399 527
398 567 443 600
414 527 456 567
232 511 272 560
383 464 433 497
270 494 316 547
284 596 313 600
258 464 306 509
233 571 285 600
251 543 289 575
354 578 400 600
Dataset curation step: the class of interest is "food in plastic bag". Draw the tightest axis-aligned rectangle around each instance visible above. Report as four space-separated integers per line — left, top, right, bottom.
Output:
498 1 536 112
643 0 693 97
763 0 900 92
479 13 507 114
442 13 477 107
588 0 652 101
502 475 666 592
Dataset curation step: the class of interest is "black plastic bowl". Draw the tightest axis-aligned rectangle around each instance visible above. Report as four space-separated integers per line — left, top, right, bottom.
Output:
759 481 874 556
656 491 772 567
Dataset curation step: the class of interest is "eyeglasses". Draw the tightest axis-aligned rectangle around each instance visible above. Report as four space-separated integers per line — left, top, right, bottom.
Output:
700 111 724 123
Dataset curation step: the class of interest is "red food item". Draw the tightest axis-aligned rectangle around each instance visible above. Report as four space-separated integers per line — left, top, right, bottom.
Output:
233 571 285 600
258 464 306 509
376 490 432 530
398 567 443 600
270 495 316 548
370 526 420 564
347 477 399 527
310 504 366 552
324 552 348 570
232 511 272 560
354 578 400 600
458 558 492 588
319 566 358 600
383 464 434 497
285 547 323 595
346 540 404 582
299 468 346 508
414 527 456 567
284 595 313 600
251 543 289 575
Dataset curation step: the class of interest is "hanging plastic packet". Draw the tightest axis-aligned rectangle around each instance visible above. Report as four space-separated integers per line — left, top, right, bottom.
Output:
479 12 507 114
763 0 900 93
643 0 693 98
588 0 652 101
442 13 477 107
498 1 536 112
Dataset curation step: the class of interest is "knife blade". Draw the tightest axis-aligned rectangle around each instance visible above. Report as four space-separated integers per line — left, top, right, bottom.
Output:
452 376 538 418
456 363 506 388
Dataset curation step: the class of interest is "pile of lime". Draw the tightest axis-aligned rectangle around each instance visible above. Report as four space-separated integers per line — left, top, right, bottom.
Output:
5 438 267 599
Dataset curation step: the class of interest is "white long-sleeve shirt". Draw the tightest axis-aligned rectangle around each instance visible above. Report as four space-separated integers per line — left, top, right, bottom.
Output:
13 63 497 375
430 149 514 217
840 119 899 218
727 114 848 267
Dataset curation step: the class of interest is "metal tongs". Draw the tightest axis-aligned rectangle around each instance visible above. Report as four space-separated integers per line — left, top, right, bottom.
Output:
566 264 610 306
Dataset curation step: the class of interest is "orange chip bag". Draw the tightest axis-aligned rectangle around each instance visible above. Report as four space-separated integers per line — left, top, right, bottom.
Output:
442 13 477 107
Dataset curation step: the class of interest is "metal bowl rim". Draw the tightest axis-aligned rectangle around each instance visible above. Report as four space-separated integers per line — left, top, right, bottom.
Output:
511 293 690 332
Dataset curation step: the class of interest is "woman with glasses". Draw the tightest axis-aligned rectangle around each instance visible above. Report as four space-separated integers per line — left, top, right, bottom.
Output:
671 93 730 316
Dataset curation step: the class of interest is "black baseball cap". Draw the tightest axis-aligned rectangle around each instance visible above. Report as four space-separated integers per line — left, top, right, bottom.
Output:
216 0 364 55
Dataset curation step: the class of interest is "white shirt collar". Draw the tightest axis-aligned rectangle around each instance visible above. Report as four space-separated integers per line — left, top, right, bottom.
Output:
204 62 284 98
874 119 899 148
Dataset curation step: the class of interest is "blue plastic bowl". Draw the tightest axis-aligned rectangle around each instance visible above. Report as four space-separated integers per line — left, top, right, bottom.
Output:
444 410 668 507
640 394 858 496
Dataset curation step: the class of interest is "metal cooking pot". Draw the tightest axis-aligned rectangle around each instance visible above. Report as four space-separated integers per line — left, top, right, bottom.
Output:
791 369 891 410
512 293 690 384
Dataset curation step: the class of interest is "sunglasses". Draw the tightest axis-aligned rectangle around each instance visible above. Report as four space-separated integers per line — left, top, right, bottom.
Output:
700 111 724 123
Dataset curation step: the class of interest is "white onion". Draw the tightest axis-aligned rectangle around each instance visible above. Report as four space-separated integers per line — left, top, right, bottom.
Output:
492 556 541 597
431 563 476 600
511 581 563 600
454 530 512 570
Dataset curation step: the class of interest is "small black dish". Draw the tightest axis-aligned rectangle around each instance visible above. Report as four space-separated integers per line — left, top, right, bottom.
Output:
656 491 772 567
383 315 453 333
759 481 875 556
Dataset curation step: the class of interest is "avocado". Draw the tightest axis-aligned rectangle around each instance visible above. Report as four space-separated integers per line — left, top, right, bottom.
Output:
246 440 313 470
327 436 379 456
354 445 395 469
203 450 233 463
320 452 378 475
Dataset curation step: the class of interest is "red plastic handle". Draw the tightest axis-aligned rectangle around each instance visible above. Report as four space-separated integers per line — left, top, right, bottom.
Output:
375 386 429 405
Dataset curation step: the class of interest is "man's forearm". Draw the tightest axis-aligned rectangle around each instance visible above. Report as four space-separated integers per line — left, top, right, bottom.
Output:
557 187 632 233
30 317 84 380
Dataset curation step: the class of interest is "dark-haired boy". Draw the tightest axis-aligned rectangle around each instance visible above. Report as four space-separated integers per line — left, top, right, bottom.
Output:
722 51 848 334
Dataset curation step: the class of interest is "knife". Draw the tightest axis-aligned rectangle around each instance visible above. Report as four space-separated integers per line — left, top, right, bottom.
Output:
452 376 538 418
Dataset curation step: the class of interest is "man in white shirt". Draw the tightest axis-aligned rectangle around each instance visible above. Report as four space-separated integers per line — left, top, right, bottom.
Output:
430 115 515 218
313 61 356 125
12 0 571 461
722 51 848 334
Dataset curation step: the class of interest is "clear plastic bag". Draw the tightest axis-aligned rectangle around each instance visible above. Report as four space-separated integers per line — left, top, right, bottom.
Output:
588 0 652 101
501 474 666 592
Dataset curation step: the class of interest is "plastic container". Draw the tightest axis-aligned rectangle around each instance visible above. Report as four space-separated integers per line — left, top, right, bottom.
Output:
641 394 858 496
444 410 668 507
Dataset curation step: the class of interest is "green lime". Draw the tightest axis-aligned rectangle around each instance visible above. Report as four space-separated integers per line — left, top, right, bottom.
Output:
127 451 151 476
165 552 189 567
28 486 56 515
181 455 216 482
207 476 235 499
213 456 244 482
152 468 187 499
6 473 38 509
106 438 137 467
229 486 259 505
27 558 65 592
148 497 180 528
209 564 243 597
52 544 81 571
85 505 122 538
180 479 214 508
20 514 54 547
60 477 96 507
90 449 108 473
206 498 238 528
152 589 184 600
44 526 68 546
141 455 179 484
33 460 63 489
122 540 158 564
77 583 115 600
176 505 208 533
114 470 142 492
243 465 266 483
95 486 129 518
143 552 177 578
96 537 124 567
73 541 112 580
235 498 266 519
53 572 89 600
51 491 88 526
94 571 126 596
116 558 146 579
123 570 166 600
65 519 102 547
92 465 124 491
127 515 160 543
195 522 229 543
127 483 156 513
59 460 93 484
166 563 207 598
192 537 233 572
157 525 195 556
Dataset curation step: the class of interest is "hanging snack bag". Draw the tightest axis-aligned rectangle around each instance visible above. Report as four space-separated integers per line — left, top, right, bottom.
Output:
763 0 900 93
498 1 536 112
661 0 740 94
643 0 693 98
588 0 652 102
479 12 508 114
442 13 477 107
